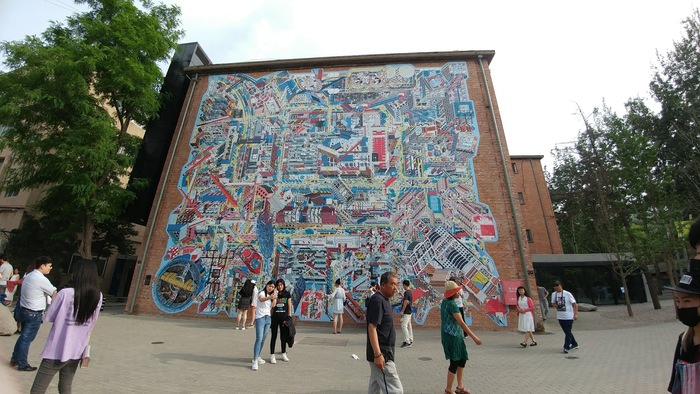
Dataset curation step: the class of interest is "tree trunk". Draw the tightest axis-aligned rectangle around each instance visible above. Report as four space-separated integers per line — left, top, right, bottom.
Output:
639 265 661 309
78 216 94 260
621 274 633 317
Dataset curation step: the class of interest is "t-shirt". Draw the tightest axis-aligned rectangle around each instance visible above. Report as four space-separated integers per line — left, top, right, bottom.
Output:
254 290 272 319
0 262 13 286
40 288 102 362
551 290 576 320
273 291 290 317
537 286 547 300
402 289 413 315
365 292 396 362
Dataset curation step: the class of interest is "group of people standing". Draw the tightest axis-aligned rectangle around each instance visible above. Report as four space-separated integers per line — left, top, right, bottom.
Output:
237 278 294 371
5 255 102 393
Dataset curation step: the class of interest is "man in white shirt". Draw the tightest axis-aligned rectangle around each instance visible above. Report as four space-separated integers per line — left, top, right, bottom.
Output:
0 254 13 305
11 256 57 371
550 280 579 353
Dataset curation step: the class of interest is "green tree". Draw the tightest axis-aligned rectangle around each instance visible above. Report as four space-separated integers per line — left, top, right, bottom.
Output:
649 8 700 217
0 0 183 259
3 214 77 275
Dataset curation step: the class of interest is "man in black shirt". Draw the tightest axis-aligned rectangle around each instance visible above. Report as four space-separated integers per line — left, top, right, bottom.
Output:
366 271 403 393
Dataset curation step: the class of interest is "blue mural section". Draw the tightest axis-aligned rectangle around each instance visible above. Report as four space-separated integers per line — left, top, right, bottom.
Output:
151 62 508 326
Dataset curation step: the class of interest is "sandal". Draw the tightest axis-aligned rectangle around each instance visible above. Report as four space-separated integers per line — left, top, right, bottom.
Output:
530 341 537 346
520 342 527 347
456 387 470 394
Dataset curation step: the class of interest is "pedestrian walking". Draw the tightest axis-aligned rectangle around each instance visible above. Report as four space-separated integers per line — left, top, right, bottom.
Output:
537 285 549 320
551 280 578 353
366 271 403 394
516 286 536 347
441 280 481 394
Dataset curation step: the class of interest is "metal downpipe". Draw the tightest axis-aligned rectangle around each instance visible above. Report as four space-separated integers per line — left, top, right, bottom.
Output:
477 56 531 295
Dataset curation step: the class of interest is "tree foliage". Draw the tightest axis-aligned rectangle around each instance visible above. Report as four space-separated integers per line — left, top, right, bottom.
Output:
550 9 700 314
0 0 182 258
650 8 700 213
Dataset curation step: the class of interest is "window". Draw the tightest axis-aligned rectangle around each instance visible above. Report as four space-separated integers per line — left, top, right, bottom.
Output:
4 189 19 198
525 229 533 242
511 162 518 173
517 192 525 204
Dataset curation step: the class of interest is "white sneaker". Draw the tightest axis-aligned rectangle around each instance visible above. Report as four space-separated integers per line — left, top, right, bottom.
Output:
241 327 245 330
281 353 289 362
251 360 258 371
256 357 265 364
270 354 277 364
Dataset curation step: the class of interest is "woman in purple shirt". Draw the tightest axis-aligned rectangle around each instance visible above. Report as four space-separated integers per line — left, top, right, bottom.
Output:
30 260 102 393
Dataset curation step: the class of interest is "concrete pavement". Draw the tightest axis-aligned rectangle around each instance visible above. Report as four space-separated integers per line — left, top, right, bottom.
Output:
0 299 682 393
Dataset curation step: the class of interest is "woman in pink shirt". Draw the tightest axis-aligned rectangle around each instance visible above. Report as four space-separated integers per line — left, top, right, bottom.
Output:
30 260 102 393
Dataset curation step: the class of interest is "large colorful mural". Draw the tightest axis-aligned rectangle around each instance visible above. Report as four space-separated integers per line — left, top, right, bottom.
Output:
152 62 509 326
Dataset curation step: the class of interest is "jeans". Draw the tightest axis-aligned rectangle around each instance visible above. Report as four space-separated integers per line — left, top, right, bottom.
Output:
558 319 578 350
12 308 43 368
253 315 271 359
30 359 80 394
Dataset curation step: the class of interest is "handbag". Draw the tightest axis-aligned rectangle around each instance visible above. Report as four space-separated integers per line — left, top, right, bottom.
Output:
671 359 700 394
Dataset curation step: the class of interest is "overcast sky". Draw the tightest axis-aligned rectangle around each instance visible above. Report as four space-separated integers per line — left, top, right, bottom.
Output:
1 0 696 171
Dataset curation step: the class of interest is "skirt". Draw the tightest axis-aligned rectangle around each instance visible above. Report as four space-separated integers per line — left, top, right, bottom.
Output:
518 311 534 332
237 296 252 310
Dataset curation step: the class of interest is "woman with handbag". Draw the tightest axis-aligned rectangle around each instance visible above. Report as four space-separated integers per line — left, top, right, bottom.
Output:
236 279 255 330
516 286 537 347
269 278 293 363
30 260 102 393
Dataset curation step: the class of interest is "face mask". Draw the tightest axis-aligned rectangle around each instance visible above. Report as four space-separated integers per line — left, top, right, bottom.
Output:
677 307 700 327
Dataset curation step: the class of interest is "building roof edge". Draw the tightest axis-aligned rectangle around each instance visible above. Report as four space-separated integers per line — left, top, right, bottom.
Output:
183 50 496 76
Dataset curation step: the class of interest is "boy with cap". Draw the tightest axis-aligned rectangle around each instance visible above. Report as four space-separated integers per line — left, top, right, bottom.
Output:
666 216 700 393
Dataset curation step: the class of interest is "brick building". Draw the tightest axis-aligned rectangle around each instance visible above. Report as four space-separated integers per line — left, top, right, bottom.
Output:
509 155 563 255
126 49 560 330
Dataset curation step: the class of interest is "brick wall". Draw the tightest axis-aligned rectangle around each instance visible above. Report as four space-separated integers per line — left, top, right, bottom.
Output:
126 53 548 330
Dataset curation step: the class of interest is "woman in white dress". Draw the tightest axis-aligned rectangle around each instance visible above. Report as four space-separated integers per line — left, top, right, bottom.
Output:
330 279 345 334
516 286 536 347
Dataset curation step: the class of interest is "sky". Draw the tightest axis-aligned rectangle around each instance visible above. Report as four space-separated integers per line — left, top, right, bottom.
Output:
0 0 696 172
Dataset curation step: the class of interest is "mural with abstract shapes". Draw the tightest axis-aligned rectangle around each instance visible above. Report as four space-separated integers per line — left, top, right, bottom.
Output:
151 62 508 326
